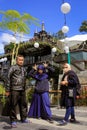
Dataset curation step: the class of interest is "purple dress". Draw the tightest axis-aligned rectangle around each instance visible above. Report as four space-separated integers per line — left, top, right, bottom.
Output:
28 65 54 119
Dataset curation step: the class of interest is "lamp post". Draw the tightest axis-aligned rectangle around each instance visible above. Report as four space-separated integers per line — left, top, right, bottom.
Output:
57 1 71 108
60 1 71 64
64 45 70 64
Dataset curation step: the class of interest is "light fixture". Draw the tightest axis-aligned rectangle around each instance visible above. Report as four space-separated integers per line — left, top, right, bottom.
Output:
52 47 57 53
60 2 71 34
62 25 69 33
60 1 71 64
34 42 39 48
64 45 69 54
61 2 71 14
0 57 7 62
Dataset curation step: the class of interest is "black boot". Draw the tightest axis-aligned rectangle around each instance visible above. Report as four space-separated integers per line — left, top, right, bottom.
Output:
70 114 76 123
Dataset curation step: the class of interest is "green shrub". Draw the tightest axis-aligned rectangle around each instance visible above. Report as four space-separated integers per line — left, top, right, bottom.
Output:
26 87 34 103
0 84 6 105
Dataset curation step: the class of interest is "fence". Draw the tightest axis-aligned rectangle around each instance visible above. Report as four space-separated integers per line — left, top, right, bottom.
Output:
76 83 87 106
49 83 87 106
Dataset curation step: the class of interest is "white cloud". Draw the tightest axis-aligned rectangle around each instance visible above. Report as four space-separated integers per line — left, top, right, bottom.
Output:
0 44 4 54
0 33 31 54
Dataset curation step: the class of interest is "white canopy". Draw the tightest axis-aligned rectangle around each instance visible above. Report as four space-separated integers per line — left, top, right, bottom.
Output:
60 34 87 47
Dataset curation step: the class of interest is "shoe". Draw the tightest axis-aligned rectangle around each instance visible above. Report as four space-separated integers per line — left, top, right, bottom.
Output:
70 119 79 123
22 119 30 123
11 122 17 128
47 118 54 123
58 120 67 126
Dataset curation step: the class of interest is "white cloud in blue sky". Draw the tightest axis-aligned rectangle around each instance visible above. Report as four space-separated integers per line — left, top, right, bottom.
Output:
0 33 31 54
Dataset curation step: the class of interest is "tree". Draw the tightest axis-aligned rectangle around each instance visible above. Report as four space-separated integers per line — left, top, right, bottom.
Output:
52 30 66 40
79 20 87 33
0 10 39 65
56 30 65 40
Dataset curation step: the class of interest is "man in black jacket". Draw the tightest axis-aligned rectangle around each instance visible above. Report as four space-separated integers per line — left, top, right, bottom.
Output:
7 55 29 128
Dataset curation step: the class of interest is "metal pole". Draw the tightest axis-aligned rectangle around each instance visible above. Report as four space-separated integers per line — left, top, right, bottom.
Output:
68 51 70 64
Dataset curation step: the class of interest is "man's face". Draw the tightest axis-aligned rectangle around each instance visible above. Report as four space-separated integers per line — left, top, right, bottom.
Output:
17 56 24 66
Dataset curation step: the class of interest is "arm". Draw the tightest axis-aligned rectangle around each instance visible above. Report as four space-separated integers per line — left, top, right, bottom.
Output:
46 66 55 72
67 74 77 86
28 69 37 78
6 66 15 92
43 62 55 72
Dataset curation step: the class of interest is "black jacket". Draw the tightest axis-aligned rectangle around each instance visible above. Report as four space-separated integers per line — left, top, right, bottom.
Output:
60 70 81 107
7 64 27 91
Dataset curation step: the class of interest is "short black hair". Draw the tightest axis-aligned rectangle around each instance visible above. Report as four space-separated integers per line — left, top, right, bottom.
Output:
16 55 24 59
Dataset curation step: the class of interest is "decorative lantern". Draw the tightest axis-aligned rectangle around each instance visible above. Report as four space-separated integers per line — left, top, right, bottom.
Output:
62 25 69 33
34 42 39 48
52 47 57 53
61 2 71 14
64 45 69 54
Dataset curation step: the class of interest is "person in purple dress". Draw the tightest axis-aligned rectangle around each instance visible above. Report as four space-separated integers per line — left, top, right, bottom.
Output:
28 62 54 123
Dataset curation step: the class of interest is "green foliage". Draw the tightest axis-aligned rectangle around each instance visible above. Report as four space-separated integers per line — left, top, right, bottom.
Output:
0 9 39 34
0 84 5 95
79 20 87 33
26 88 34 103
56 30 65 40
0 84 6 105
4 43 14 53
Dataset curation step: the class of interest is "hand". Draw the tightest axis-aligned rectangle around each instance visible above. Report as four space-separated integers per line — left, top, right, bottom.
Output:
60 81 68 86
5 91 10 96
43 62 48 68
33 64 37 70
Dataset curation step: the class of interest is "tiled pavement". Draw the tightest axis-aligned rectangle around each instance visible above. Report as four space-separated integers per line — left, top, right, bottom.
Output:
0 106 87 130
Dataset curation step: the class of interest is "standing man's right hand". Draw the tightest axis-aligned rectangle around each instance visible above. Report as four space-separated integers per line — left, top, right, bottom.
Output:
5 91 10 96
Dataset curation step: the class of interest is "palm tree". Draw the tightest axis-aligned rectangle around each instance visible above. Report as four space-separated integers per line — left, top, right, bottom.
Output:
0 10 39 65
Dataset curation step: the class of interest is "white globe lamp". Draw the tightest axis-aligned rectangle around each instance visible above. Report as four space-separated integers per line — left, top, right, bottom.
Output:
52 47 57 53
34 42 39 48
62 25 69 33
4 57 7 61
64 46 69 54
61 2 71 14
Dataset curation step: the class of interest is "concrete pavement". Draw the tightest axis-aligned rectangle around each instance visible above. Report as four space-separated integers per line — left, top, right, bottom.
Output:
0 106 87 130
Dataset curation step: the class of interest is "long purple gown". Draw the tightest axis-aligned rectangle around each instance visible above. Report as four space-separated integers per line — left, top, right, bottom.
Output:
28 65 54 119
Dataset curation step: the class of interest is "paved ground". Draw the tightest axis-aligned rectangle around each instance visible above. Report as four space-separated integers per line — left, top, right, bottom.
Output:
0 106 87 130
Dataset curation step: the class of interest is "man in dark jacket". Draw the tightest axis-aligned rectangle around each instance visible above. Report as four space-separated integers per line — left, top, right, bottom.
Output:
7 55 29 128
59 63 81 125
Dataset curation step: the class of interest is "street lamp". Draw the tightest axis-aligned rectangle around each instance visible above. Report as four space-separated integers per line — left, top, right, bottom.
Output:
64 45 70 64
60 1 71 65
51 47 57 66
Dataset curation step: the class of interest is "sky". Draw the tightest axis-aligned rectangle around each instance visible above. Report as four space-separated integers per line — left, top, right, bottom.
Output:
0 0 87 53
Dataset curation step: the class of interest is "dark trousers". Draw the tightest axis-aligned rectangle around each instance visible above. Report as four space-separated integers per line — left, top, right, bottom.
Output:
64 106 75 121
10 90 27 123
